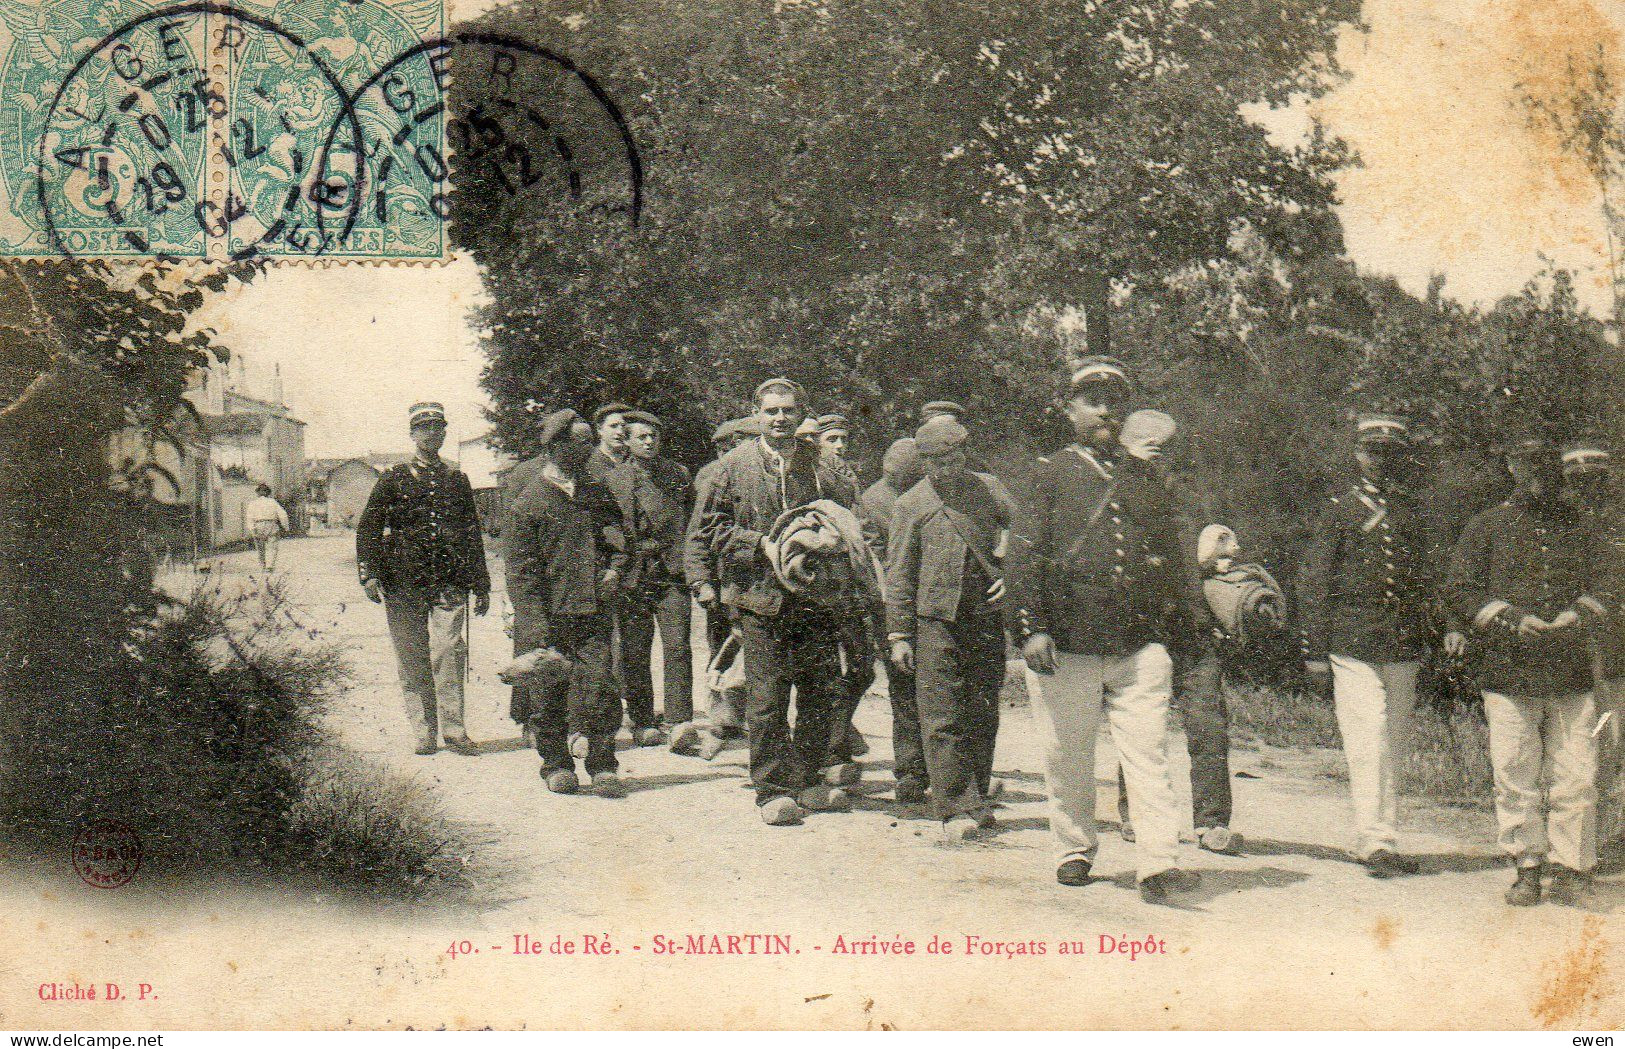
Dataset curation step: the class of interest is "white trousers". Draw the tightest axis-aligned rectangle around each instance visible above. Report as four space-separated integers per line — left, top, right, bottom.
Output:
1330 655 1418 859
1025 644 1179 880
1597 677 1624 851
1482 689 1597 872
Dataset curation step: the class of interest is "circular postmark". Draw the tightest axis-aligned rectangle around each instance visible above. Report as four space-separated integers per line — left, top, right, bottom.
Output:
32 2 367 261
317 31 642 259
72 818 143 889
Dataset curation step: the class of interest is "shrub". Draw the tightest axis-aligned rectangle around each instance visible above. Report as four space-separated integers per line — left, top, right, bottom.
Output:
1401 705 1495 806
1226 682 1342 751
0 574 475 896
286 747 476 895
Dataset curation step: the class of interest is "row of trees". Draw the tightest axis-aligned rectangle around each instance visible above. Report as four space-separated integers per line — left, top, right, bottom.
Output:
455 0 1619 578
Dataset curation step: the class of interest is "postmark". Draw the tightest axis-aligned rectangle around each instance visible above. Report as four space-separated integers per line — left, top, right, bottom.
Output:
316 30 642 260
71 818 142 888
0 0 440 260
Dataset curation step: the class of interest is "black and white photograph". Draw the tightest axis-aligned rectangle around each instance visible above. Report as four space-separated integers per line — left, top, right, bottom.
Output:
0 0 1621 1033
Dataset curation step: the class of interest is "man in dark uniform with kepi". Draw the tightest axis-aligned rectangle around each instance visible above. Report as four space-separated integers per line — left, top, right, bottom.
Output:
1006 357 1198 902
885 416 1010 842
1450 438 1615 906
1300 412 1446 878
357 401 490 757
1560 441 1624 872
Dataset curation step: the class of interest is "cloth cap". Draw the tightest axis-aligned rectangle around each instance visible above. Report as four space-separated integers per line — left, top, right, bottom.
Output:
882 437 920 478
1355 413 1410 447
623 409 662 430
916 416 969 457
920 400 966 421
1197 524 1237 567
796 417 821 438
539 408 580 446
1561 442 1613 476
408 401 446 427
592 402 633 426
1068 356 1132 393
754 377 807 405
1120 409 1177 458
732 416 762 437
817 413 850 434
710 419 738 443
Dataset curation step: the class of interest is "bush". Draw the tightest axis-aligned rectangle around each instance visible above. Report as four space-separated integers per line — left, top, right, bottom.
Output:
1400 705 1495 806
1227 681 1494 808
286 748 476 895
0 575 475 896
1227 683 1342 751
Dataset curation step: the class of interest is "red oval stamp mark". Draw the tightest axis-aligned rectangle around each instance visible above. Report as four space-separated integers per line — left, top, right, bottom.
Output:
72 819 143 889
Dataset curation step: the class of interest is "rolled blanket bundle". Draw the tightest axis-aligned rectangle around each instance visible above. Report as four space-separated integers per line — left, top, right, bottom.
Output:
762 499 885 610
498 646 573 685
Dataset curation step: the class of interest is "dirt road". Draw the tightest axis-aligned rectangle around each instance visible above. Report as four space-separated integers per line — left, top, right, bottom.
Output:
3 532 1621 1030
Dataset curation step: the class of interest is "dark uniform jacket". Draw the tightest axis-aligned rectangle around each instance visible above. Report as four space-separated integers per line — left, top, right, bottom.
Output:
1007 445 1185 656
1447 495 1614 697
1597 510 1625 681
1298 480 1437 663
885 472 1010 639
605 456 693 589
504 472 628 621
695 437 865 617
356 457 490 595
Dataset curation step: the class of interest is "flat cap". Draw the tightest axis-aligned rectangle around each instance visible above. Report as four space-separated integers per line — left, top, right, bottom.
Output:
1069 356 1132 392
408 401 446 427
883 437 921 476
796 416 821 438
540 408 581 446
920 400 966 421
1120 409 1177 458
1561 442 1613 476
916 416 968 457
754 377 807 405
710 419 738 443
623 409 662 430
732 416 762 437
817 413 850 434
1355 412 1410 446
592 402 634 426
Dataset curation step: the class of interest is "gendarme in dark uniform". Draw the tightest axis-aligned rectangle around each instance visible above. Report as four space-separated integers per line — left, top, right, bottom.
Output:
1298 412 1439 876
357 401 490 755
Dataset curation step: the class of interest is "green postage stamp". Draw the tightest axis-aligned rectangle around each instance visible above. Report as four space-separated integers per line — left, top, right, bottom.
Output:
0 0 447 260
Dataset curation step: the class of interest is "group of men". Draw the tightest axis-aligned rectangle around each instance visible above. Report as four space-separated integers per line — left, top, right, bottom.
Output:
354 360 1622 908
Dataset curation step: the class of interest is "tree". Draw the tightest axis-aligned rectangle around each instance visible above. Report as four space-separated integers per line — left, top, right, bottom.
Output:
451 0 1360 469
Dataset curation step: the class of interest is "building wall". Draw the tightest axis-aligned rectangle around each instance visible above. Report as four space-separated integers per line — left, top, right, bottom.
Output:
263 415 307 530
327 461 380 529
457 433 514 491
214 478 258 547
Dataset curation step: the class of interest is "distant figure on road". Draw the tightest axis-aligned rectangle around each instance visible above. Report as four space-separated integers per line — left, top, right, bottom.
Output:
356 401 491 758
244 483 290 573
